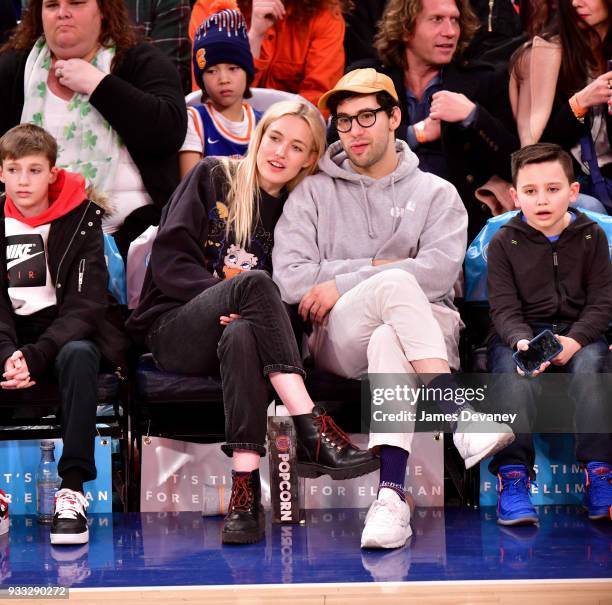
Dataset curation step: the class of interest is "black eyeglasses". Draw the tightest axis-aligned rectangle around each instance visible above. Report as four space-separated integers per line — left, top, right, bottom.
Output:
333 107 387 133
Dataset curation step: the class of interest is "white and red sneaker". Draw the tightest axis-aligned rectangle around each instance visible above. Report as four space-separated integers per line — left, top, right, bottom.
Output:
50 489 89 545
0 490 9 536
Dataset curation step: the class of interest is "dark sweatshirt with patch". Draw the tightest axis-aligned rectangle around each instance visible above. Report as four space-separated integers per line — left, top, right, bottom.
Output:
126 157 286 343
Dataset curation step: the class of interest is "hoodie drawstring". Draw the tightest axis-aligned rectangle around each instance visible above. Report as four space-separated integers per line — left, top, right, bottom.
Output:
391 176 399 233
359 179 376 239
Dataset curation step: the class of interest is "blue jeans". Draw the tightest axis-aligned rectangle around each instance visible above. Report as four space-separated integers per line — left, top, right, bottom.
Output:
487 329 612 475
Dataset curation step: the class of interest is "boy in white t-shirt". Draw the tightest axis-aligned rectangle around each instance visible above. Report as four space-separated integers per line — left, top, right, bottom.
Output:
0 124 127 545
179 3 262 176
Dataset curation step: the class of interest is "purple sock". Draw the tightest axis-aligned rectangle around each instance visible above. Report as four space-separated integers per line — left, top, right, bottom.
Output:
379 445 408 502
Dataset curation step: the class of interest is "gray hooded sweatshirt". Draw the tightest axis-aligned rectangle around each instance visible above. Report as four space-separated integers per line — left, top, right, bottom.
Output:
272 139 468 308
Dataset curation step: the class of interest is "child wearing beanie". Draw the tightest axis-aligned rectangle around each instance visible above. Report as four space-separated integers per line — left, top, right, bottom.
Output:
180 0 262 176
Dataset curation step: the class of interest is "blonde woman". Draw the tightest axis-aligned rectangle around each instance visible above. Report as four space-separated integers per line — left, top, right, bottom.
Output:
127 101 378 544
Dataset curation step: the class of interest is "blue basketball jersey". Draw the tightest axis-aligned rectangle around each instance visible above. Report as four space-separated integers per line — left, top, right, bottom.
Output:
189 102 262 157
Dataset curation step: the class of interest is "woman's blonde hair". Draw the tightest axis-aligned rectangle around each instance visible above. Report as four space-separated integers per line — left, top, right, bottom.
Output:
218 100 326 247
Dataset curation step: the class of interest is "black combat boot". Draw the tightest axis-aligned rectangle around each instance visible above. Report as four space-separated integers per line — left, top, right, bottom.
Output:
222 469 265 544
292 406 380 479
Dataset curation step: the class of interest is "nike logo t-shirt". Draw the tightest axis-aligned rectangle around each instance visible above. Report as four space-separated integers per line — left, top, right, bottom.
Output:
4 218 56 315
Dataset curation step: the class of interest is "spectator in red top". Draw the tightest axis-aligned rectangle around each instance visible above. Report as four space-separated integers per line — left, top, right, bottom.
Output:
189 0 346 109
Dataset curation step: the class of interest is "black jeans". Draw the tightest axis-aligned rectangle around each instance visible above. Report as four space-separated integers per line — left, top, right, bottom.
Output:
487 330 612 476
13 327 101 482
147 271 304 457
54 341 101 481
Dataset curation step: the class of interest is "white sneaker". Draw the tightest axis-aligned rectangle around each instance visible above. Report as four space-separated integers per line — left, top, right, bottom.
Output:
361 488 412 549
453 419 515 469
50 489 89 545
0 490 8 536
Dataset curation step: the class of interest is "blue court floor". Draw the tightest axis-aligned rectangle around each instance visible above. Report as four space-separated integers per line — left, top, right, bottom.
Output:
0 506 611 589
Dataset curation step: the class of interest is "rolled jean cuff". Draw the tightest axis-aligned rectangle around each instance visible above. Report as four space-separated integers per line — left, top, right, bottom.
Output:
404 345 448 363
221 442 267 457
368 432 414 454
263 363 306 380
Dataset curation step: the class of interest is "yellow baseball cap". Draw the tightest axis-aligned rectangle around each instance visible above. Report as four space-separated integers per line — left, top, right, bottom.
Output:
318 68 399 112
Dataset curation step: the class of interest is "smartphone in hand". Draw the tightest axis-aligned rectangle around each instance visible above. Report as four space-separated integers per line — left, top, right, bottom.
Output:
512 329 563 376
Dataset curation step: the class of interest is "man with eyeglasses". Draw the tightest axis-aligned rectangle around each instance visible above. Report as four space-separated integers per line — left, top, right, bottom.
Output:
273 68 514 550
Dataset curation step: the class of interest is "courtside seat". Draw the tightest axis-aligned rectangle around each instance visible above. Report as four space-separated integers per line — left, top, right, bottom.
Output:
185 88 315 114
132 354 361 418
305 365 362 405
135 353 224 404
134 354 361 406
0 371 122 421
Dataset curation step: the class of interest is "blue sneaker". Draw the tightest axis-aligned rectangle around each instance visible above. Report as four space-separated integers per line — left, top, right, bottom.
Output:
496 465 539 526
584 462 612 521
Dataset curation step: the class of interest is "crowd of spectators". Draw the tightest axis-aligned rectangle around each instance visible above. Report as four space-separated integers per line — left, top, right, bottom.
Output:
0 0 611 552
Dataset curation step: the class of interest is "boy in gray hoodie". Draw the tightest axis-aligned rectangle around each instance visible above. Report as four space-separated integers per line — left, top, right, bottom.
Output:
273 69 514 549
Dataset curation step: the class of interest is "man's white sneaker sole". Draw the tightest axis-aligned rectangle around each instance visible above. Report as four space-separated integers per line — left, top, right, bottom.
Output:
462 431 515 469
455 425 515 469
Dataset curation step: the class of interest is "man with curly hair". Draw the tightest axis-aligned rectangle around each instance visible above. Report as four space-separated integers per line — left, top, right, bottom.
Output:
356 0 518 239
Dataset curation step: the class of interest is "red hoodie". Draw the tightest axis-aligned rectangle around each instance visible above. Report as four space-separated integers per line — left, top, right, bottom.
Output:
4 170 88 227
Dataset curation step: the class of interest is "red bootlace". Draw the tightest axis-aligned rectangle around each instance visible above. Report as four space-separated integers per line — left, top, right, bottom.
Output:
227 475 254 513
314 413 355 460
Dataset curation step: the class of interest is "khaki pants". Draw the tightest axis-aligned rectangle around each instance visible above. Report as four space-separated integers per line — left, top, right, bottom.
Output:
309 269 462 453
